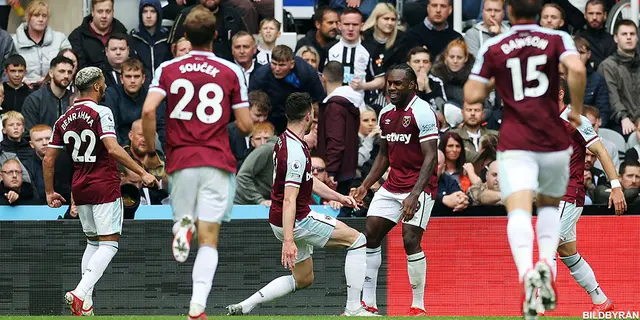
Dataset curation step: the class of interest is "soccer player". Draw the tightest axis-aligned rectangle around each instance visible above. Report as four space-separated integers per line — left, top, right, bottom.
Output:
43 66 157 316
552 78 626 313
225 93 375 317
351 63 439 316
463 0 588 317
140 5 254 320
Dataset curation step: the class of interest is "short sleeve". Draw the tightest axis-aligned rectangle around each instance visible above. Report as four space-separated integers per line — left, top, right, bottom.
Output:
412 101 439 142
557 31 579 62
378 105 394 140
229 64 250 109
149 63 168 96
48 123 64 149
284 143 307 188
97 107 117 140
578 115 600 147
469 44 493 84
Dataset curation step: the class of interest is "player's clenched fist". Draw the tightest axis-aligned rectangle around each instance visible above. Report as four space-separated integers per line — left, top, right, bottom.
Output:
141 172 159 187
281 240 298 270
46 192 66 208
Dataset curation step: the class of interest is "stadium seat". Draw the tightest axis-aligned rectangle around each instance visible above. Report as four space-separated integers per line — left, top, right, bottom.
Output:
627 131 639 151
598 128 627 159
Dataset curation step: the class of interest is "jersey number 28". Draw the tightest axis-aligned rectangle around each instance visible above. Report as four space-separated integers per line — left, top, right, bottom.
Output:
506 55 549 101
64 129 97 163
169 78 224 124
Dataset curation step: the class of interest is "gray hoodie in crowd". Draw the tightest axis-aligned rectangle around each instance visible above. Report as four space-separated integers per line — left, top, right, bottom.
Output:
464 21 511 57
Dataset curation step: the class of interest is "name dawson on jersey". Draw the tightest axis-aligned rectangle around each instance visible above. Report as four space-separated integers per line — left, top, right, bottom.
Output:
386 133 412 144
500 36 549 54
61 111 94 130
179 62 221 77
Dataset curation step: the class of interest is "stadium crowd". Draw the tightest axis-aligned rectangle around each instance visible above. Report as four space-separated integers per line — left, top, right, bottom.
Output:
0 0 640 213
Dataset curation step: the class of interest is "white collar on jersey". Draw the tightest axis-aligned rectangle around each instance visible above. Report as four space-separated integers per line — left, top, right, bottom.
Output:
189 50 217 57
511 24 539 31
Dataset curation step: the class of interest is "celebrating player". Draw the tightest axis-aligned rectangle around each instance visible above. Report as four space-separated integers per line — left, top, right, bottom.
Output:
552 78 626 313
463 0 588 317
226 93 375 317
140 5 254 320
351 63 439 316
43 66 158 316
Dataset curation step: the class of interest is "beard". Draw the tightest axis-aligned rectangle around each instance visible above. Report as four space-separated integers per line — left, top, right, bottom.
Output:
99 86 106 101
52 77 70 89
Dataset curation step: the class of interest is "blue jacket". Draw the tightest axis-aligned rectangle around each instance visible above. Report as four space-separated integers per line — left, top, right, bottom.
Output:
103 84 166 146
130 0 172 77
584 64 611 127
249 57 325 134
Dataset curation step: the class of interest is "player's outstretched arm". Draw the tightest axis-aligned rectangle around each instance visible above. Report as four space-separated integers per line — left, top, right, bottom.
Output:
562 55 587 121
43 147 65 207
233 107 254 136
103 137 158 187
359 139 390 191
463 79 491 105
588 140 627 215
141 91 164 152
311 176 357 208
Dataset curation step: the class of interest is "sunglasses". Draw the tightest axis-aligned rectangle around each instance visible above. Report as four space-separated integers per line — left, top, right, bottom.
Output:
312 167 326 173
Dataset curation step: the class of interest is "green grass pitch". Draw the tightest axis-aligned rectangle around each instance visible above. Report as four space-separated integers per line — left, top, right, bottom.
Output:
0 317 583 320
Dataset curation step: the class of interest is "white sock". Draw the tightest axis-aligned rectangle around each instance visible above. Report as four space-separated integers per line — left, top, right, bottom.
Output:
507 209 534 281
407 251 426 310
81 240 99 309
560 253 607 304
189 245 218 316
239 275 296 314
550 255 558 281
536 206 561 265
362 246 381 308
345 233 367 311
74 241 118 299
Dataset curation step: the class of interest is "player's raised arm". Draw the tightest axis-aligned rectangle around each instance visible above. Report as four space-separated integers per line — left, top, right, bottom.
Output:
588 140 627 215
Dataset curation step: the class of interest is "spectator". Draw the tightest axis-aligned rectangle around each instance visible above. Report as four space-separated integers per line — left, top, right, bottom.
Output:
0 111 31 162
0 27 17 79
249 45 325 135
394 0 462 64
228 90 271 170
0 84 3 140
294 7 339 71
234 131 278 205
575 0 617 69
625 119 640 162
317 61 361 199
21 56 73 135
101 34 132 88
171 37 192 57
296 45 320 71
68 0 128 69
362 3 406 75
223 0 273 35
56 48 80 83
231 31 259 85
0 0 17 30
130 0 172 77
310 156 343 210
539 3 565 30
585 147 609 187
168 0 247 62
582 105 620 172
329 0 377 19
439 131 471 191
594 160 640 206
357 106 380 177
572 36 610 127
123 119 168 204
436 149 469 212
454 101 498 161
256 18 280 66
598 20 640 137
406 46 446 110
104 58 165 146
250 121 274 148
0 158 38 205
2 54 31 113
431 39 475 106
464 0 510 57
467 160 502 205
11 1 72 86
472 132 498 182
326 7 385 106
584 169 594 204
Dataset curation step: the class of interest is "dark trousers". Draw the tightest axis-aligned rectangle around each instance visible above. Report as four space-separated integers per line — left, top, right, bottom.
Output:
223 0 274 34
337 179 354 217
0 6 10 30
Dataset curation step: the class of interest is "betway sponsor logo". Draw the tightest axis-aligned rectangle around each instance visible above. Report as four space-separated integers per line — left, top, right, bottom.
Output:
385 133 411 144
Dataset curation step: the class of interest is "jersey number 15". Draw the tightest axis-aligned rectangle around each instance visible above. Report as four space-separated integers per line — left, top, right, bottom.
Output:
506 54 549 102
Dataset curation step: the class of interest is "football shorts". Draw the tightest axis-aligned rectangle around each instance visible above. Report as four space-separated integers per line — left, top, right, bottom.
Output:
558 200 583 246
77 198 124 237
367 186 434 230
270 211 337 264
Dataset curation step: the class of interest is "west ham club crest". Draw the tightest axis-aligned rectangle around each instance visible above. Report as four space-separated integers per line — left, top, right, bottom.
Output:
402 116 411 128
